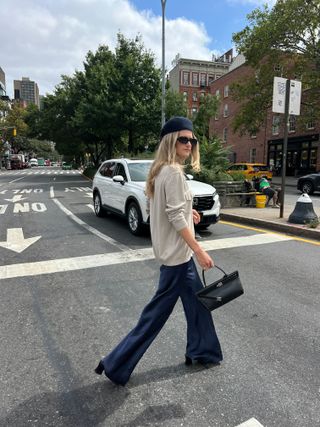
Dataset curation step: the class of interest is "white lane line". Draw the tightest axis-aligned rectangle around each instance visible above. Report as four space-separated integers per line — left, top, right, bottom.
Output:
52 197 131 252
0 248 154 280
9 176 25 184
201 232 293 251
235 418 264 427
50 186 55 198
0 233 293 280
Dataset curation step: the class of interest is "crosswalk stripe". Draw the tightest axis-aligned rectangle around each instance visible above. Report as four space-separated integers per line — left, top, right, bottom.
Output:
235 418 264 427
0 233 293 280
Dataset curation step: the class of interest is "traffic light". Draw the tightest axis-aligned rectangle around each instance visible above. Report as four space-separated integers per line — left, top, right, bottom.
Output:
13 128 17 137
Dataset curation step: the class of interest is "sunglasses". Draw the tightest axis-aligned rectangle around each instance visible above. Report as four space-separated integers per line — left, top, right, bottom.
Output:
176 136 198 146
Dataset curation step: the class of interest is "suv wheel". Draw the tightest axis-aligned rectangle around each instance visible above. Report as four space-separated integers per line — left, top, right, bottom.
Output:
301 181 314 195
93 192 104 217
127 202 143 235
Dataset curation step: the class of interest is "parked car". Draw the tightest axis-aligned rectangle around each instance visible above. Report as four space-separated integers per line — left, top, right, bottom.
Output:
227 163 273 180
62 162 72 170
29 158 38 167
297 172 320 195
92 159 221 235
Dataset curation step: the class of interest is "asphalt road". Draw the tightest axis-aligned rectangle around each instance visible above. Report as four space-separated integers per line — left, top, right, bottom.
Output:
0 168 319 427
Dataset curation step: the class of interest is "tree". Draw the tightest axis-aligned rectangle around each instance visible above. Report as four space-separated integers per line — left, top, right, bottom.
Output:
114 34 161 153
165 85 187 120
193 94 219 140
232 0 320 134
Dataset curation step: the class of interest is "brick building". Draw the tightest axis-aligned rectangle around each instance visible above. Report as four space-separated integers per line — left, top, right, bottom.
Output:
168 50 233 117
209 54 320 175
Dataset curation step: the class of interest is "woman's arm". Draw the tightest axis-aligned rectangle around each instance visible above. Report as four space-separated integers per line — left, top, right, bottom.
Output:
178 227 214 270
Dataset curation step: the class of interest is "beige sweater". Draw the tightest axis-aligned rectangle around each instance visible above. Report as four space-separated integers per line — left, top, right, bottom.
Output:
149 165 194 266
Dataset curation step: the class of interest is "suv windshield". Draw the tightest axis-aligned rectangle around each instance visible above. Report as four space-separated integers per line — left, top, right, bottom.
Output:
128 162 152 182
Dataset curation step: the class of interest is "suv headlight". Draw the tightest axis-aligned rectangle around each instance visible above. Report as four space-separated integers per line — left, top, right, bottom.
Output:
212 191 217 199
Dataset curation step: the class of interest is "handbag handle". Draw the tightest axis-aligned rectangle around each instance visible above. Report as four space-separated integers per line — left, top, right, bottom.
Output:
202 265 227 288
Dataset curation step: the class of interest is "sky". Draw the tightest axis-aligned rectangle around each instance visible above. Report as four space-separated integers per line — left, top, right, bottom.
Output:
0 0 276 98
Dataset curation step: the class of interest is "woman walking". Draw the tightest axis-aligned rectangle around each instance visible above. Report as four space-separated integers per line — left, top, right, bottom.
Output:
95 117 222 385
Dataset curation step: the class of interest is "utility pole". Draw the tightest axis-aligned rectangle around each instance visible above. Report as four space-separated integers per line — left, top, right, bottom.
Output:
161 0 167 127
279 79 290 218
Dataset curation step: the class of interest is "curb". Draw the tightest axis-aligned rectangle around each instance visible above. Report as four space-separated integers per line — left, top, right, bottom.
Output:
220 213 320 242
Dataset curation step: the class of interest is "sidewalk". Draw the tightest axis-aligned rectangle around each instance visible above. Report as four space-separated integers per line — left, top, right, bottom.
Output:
272 176 297 187
221 200 320 242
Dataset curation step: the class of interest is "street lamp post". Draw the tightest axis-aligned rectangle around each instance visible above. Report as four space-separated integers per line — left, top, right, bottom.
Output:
161 0 167 127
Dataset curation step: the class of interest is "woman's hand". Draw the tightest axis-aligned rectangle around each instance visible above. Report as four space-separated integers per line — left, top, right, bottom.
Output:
192 209 201 225
194 248 214 270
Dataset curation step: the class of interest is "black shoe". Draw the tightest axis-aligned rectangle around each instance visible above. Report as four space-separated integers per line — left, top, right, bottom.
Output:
185 356 220 369
94 360 104 375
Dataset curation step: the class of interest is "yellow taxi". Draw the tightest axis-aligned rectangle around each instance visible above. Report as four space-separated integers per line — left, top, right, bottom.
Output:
227 163 273 180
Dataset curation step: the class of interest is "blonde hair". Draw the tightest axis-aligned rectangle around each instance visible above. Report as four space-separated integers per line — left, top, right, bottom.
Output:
145 131 200 198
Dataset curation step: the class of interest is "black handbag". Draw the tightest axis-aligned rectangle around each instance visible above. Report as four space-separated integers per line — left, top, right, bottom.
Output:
196 265 244 311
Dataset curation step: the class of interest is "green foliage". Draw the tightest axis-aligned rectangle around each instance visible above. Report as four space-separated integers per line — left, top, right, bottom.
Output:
193 94 219 140
165 89 187 119
38 33 162 165
186 136 232 182
232 0 320 134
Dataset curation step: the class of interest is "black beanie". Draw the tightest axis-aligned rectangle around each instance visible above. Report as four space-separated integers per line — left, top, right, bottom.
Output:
160 116 193 139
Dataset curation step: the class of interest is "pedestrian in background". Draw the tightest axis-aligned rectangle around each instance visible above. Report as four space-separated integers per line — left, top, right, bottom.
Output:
94 117 222 385
259 176 280 208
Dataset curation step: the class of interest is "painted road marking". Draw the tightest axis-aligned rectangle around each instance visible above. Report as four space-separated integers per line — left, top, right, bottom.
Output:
235 418 264 427
0 228 41 253
0 233 294 280
52 197 131 252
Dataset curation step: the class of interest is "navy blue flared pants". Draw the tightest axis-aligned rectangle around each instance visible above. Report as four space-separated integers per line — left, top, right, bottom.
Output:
100 258 222 385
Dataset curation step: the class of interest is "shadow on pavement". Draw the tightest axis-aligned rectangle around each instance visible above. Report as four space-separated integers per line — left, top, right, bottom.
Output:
1 381 129 427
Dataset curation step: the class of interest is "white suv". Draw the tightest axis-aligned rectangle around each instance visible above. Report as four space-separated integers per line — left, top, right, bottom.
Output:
92 159 220 235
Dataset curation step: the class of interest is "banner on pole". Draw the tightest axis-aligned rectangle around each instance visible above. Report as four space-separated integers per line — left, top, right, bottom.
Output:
272 77 301 115
272 77 287 113
289 80 301 116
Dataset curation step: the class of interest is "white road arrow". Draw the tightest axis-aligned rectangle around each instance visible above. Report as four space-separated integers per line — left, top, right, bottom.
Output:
0 228 41 253
4 195 26 203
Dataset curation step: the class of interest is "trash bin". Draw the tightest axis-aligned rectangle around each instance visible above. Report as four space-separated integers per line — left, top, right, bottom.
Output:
255 194 267 208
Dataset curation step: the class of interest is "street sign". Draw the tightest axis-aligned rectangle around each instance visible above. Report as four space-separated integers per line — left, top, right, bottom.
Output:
272 77 301 115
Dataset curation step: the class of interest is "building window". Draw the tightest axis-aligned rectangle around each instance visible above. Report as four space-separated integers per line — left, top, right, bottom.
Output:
215 89 220 98
306 117 315 130
200 92 205 99
289 115 296 132
224 85 229 97
223 127 228 143
250 131 257 139
192 107 197 117
208 75 215 85
192 92 198 102
200 73 207 86
192 73 199 86
183 91 188 101
274 64 283 75
250 148 257 163
223 104 229 117
272 115 280 135
182 72 189 86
